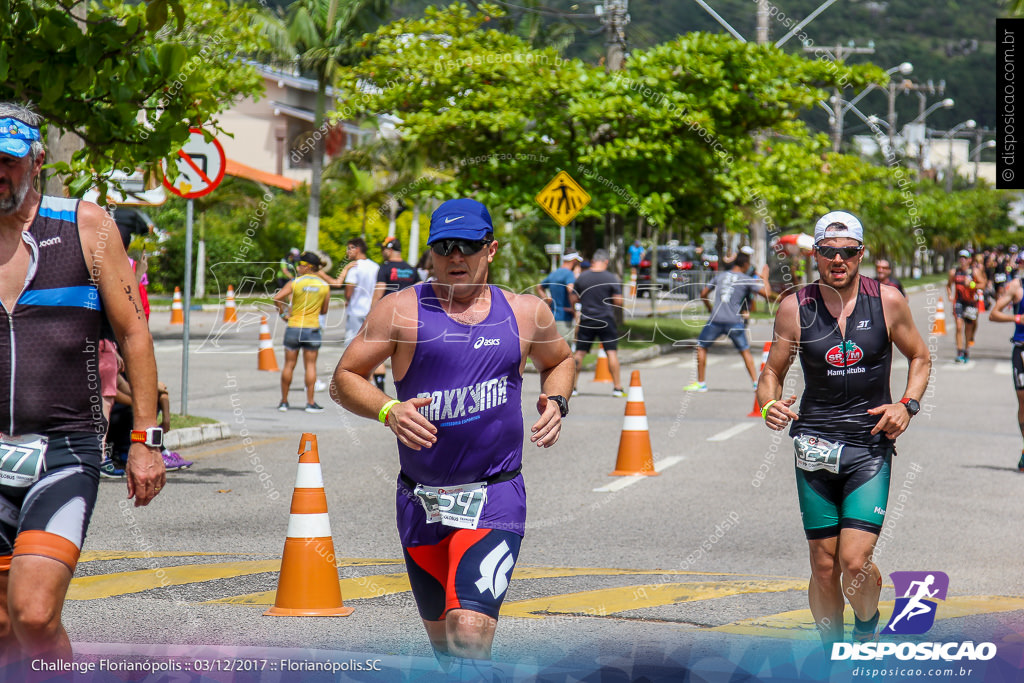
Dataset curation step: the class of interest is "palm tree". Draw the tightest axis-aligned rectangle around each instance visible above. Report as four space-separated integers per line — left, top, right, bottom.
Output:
259 0 389 252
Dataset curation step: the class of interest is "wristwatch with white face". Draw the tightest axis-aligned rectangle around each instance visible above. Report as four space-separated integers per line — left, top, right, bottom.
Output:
130 427 164 448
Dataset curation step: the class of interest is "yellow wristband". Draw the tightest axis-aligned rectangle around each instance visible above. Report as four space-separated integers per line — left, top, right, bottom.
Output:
760 399 778 421
378 399 400 425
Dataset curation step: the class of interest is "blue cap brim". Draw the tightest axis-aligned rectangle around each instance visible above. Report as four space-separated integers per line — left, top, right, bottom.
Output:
0 139 30 158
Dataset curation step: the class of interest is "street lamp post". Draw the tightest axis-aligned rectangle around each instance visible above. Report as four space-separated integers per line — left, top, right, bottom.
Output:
912 97 955 170
841 62 912 158
943 119 977 192
970 139 996 185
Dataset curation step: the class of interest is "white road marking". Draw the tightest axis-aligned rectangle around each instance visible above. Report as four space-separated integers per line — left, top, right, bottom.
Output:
995 364 1010 375
593 456 685 493
707 422 756 442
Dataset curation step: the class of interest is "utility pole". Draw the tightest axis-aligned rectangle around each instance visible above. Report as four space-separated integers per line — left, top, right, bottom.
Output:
602 0 630 72
803 43 875 152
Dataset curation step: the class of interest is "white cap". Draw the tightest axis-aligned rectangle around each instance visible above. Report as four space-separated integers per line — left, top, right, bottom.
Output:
563 252 583 262
814 211 864 244
739 245 755 255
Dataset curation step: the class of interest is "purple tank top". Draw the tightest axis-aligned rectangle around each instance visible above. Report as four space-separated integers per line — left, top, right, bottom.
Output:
394 284 526 546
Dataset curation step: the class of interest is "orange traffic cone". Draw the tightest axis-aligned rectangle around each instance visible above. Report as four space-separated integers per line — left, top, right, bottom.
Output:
258 315 280 372
170 287 184 325
593 344 613 383
265 433 354 617
610 371 659 476
748 342 772 418
223 285 238 323
931 299 947 336
977 290 986 314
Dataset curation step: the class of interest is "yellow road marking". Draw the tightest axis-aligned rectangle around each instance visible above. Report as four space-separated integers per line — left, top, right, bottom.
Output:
510 566 796 580
712 596 1024 640
206 573 413 606
500 580 808 619
69 558 403 600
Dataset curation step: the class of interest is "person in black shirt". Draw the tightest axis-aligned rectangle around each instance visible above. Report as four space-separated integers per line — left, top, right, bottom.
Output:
370 237 420 390
873 259 905 297
570 249 625 396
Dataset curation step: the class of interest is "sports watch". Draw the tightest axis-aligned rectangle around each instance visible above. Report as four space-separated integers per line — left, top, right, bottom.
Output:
899 398 920 416
548 395 569 418
130 427 164 448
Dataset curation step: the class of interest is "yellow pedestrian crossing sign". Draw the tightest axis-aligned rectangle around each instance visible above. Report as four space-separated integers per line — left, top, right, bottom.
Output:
535 171 591 227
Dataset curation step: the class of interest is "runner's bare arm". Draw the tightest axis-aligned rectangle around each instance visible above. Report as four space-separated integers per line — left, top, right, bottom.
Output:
757 293 800 431
331 291 436 450
273 281 292 318
370 282 386 308
946 269 955 301
990 279 1023 323
513 293 573 448
868 286 931 438
80 202 165 505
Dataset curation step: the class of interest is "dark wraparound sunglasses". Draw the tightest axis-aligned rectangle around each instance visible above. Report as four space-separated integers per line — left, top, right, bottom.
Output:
816 245 862 260
431 238 492 257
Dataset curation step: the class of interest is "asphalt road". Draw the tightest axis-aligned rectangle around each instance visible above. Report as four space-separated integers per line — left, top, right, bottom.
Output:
42 285 1024 682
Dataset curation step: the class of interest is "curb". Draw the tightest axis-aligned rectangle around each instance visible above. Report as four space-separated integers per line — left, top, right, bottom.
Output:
165 423 232 449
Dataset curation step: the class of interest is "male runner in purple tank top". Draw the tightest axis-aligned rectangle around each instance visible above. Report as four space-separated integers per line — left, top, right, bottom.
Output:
332 198 575 668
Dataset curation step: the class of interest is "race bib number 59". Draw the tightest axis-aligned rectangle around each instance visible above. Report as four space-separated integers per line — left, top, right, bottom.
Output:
0 434 48 487
794 434 843 474
414 481 487 529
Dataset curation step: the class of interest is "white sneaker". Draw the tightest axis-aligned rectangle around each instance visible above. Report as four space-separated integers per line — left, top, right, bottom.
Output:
314 379 327 392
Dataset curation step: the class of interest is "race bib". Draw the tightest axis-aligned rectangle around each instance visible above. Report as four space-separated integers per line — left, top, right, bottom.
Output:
413 481 487 529
0 434 48 487
963 306 978 321
794 434 843 474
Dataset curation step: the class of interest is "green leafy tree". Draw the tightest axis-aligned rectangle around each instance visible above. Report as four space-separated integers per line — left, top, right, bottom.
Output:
257 0 389 252
0 0 265 193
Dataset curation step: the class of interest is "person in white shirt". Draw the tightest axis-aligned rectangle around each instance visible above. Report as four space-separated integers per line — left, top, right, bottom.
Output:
341 238 379 344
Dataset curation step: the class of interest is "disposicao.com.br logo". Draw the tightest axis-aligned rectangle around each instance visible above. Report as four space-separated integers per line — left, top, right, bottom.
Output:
832 571 997 662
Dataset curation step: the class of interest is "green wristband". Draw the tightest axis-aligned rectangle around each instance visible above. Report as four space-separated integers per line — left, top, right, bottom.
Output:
378 399 400 425
760 399 778 421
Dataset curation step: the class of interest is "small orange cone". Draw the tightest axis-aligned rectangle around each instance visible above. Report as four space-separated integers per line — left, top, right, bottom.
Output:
610 371 659 477
593 344 613 383
170 287 184 325
977 290 986 314
931 299 947 336
748 342 772 418
265 433 354 617
258 315 280 372
223 285 238 323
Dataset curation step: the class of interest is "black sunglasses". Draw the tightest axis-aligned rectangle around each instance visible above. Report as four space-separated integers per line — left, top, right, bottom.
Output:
816 245 862 260
431 238 492 257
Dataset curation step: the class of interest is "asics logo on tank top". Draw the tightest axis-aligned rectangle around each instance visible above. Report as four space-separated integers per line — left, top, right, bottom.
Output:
475 541 515 599
473 337 500 349
416 376 509 425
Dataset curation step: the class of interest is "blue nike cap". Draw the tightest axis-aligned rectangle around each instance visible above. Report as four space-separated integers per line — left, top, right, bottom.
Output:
428 198 493 244
0 118 40 158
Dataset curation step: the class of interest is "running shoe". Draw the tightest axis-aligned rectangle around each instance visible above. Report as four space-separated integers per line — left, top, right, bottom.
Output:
278 401 289 412
99 459 125 478
314 379 327 392
612 388 626 398
161 450 193 471
852 610 880 643
571 389 579 397
1018 452 1024 472
305 402 325 413
683 381 708 392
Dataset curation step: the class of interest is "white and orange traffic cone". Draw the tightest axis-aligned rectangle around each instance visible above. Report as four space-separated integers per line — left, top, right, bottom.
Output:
932 299 947 336
977 289 986 314
258 315 280 372
748 342 772 418
170 286 184 325
223 284 238 323
610 371 659 477
265 433 354 617
593 344 613 383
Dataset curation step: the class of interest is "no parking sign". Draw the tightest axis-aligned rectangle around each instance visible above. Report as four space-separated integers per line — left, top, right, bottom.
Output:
161 127 225 198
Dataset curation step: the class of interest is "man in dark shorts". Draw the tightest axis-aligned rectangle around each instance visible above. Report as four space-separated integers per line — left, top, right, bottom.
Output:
947 249 987 363
989 275 1024 471
686 251 768 392
0 102 164 667
571 249 625 396
757 211 930 646
331 198 573 671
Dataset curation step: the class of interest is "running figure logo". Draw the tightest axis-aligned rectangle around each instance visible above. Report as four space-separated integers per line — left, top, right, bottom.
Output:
883 571 949 635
